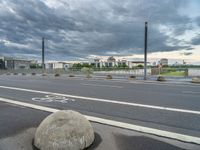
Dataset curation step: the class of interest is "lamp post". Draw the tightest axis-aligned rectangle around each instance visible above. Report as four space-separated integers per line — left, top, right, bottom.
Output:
42 37 45 71
144 22 148 80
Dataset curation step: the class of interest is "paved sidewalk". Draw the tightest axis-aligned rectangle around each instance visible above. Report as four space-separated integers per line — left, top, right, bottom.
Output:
0 101 199 150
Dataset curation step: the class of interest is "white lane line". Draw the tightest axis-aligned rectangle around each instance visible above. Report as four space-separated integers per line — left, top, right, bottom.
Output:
80 83 123 88
0 85 200 115
0 97 200 145
71 78 200 88
182 91 200 94
130 81 200 88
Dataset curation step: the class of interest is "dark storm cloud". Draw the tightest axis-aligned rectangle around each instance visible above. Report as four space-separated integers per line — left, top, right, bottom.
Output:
0 0 197 60
191 34 200 45
196 16 200 26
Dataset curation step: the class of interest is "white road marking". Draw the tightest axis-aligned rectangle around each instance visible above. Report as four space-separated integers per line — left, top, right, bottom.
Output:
81 83 123 88
0 85 200 115
32 95 75 103
71 77 200 88
130 80 200 88
0 97 200 144
182 91 200 94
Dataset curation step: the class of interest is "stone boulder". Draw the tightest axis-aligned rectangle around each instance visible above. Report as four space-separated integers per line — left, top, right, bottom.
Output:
54 73 60 77
34 110 94 150
157 76 166 81
42 73 47 76
69 74 75 77
106 75 112 79
192 77 200 83
129 75 136 80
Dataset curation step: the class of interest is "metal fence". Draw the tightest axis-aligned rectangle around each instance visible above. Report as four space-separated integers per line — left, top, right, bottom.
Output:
93 69 151 77
0 68 199 77
151 68 187 75
0 69 73 75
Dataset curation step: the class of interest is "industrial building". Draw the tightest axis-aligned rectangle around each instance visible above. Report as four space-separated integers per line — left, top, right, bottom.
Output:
0 56 32 70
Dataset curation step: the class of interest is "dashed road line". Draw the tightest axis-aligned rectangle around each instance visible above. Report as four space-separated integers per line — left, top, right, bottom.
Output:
80 83 123 88
182 91 200 94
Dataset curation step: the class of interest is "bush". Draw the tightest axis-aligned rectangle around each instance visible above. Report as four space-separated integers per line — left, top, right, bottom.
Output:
137 64 144 69
106 75 112 79
32 73 36 76
157 76 166 81
22 73 26 75
13 73 18 75
54 73 60 77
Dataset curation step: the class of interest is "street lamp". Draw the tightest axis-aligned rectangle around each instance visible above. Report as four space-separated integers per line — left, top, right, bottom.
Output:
144 22 148 80
42 37 45 71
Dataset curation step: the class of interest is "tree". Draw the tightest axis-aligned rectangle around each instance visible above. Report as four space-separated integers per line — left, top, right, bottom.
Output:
137 64 143 69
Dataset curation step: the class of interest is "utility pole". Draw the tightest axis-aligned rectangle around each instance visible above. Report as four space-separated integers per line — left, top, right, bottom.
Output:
144 22 148 80
42 37 45 70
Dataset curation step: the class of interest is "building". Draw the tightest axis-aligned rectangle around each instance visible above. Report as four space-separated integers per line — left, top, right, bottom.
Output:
160 58 168 66
128 61 148 68
0 57 5 69
46 62 73 69
118 59 128 67
106 56 116 67
45 57 150 70
92 56 149 69
94 58 101 68
0 56 31 69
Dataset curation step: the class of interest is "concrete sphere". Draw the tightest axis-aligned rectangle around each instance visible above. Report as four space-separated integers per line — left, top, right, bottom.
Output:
34 110 94 150
192 77 200 83
157 76 166 81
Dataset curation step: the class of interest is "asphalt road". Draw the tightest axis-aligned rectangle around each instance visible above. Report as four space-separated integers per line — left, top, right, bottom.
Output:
0 75 200 139
2 101 197 150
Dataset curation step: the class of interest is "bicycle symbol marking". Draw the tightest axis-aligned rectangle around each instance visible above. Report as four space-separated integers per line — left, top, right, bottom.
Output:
32 95 75 103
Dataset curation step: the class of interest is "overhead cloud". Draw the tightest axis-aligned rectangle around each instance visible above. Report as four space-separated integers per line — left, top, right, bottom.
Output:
0 0 199 60
180 52 193 56
191 34 200 45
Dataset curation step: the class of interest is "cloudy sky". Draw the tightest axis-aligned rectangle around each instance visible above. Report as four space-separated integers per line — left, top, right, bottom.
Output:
0 0 200 64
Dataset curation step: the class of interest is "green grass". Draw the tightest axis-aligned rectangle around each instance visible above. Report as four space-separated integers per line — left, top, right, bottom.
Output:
161 71 185 76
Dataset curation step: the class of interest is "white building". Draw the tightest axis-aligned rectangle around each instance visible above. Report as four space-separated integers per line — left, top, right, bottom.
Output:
92 56 148 68
46 62 73 69
46 57 150 69
128 61 147 68
160 58 168 66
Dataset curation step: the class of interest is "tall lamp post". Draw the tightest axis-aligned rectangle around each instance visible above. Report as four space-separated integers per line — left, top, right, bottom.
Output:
144 22 148 80
42 37 45 71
